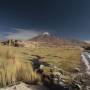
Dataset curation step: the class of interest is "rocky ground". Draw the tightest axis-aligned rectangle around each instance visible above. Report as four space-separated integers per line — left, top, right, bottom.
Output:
0 82 48 90
0 52 90 90
80 60 90 90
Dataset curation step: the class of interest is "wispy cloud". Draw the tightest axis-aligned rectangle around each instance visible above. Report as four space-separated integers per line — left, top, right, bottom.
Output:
5 28 41 40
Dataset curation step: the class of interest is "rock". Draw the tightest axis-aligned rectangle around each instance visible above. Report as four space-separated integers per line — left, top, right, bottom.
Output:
39 65 44 70
59 81 65 87
0 82 48 90
53 71 61 76
73 68 80 73
75 84 82 90
86 86 90 90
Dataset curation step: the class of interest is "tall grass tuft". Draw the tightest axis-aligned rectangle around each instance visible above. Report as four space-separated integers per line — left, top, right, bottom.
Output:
17 63 41 84
0 45 40 87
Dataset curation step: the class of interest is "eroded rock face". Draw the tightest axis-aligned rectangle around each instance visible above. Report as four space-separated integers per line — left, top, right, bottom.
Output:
0 82 48 90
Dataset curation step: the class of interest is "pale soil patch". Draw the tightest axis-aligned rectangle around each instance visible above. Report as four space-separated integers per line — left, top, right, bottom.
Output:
0 82 48 90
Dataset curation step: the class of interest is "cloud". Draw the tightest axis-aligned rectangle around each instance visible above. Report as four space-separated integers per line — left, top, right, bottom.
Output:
5 28 41 40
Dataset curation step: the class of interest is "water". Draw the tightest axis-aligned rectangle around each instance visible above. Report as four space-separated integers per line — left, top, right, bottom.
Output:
81 52 90 75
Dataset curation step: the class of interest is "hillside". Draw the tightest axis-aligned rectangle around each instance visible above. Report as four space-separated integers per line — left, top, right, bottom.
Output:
1 32 89 48
29 32 89 48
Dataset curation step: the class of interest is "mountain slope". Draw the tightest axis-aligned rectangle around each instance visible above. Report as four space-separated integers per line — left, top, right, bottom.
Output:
29 32 89 47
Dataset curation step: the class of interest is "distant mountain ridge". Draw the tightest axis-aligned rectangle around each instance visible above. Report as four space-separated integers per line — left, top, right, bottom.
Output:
1 32 90 48
85 41 90 44
29 32 89 47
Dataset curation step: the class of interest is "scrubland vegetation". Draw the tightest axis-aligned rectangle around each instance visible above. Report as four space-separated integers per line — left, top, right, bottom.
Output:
0 43 81 87
17 46 81 72
0 44 40 87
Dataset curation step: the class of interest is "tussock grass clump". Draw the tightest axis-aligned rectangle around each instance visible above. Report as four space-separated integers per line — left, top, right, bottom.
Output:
17 63 40 84
0 45 40 87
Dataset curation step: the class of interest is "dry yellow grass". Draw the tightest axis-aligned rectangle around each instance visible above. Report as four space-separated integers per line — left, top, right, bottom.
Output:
0 43 81 87
16 46 81 72
0 45 40 87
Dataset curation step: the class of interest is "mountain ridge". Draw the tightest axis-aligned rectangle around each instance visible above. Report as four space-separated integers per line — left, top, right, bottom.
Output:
28 32 89 47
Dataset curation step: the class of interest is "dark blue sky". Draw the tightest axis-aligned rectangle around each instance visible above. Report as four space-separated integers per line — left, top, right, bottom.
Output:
0 0 90 40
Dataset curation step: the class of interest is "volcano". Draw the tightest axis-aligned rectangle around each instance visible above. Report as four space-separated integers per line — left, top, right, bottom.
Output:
28 32 89 47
